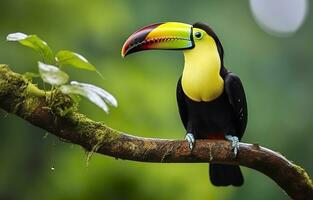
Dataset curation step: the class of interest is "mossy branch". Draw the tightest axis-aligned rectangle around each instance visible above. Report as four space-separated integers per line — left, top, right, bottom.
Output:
0 64 312 199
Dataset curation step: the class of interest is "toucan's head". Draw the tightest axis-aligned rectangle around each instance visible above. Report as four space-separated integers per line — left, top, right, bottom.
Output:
121 22 224 62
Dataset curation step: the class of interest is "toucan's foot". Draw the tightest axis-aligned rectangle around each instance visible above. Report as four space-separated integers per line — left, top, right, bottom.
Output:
185 133 195 150
225 135 240 157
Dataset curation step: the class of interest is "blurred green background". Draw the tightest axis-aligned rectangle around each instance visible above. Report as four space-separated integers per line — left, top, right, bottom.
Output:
0 0 312 199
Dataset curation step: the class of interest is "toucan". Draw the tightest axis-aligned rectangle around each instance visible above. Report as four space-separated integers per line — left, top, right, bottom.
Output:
121 22 248 186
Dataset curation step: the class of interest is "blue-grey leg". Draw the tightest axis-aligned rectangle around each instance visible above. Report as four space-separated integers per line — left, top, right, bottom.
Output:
185 133 195 150
225 135 240 157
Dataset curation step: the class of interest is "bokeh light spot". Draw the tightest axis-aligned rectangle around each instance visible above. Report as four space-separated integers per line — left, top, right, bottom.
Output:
250 0 308 36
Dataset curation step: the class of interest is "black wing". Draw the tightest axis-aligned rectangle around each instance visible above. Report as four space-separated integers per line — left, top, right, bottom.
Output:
176 77 188 130
224 73 248 140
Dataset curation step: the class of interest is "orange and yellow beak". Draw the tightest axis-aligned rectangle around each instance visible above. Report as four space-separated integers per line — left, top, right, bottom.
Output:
121 22 194 57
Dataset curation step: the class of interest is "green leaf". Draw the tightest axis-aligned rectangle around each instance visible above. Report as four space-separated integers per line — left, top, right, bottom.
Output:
6 32 28 41
7 32 54 64
38 62 69 86
55 50 96 71
60 81 118 114
60 84 109 113
71 81 117 107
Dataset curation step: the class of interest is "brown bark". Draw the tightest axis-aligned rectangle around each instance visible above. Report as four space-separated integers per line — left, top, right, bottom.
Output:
0 64 312 199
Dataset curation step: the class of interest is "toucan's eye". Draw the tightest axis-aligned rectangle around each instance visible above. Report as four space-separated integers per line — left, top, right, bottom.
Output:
194 32 203 39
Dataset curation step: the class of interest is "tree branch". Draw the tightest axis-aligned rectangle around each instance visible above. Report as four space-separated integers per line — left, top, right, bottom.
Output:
0 64 312 199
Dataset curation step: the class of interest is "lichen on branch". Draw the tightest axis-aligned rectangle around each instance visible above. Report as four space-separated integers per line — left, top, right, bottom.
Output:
0 64 312 200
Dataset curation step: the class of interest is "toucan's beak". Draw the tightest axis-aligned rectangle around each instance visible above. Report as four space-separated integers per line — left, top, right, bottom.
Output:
121 22 194 57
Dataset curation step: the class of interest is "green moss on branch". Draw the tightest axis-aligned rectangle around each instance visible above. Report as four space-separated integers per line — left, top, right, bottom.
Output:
0 64 312 200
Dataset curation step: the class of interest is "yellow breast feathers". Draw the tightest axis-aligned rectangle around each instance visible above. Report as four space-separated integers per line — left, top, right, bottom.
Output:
181 34 224 102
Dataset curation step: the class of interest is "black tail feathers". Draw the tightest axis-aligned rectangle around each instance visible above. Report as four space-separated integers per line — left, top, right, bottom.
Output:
209 164 244 186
